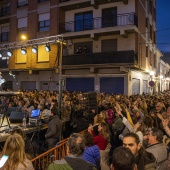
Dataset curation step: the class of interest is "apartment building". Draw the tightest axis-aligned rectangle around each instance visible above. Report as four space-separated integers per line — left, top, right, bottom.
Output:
0 0 159 95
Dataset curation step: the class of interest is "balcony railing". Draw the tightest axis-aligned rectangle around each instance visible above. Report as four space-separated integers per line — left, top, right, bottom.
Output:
31 129 87 170
59 13 137 34
63 50 138 66
0 7 10 17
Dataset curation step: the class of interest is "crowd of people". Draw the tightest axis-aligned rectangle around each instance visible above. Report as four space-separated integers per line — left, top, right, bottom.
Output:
1 90 170 169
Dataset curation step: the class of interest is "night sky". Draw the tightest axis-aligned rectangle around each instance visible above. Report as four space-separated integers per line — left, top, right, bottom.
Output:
156 0 170 52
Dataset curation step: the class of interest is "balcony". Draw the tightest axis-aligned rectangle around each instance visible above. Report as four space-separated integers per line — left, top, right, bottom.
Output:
0 7 10 17
59 0 128 10
59 13 137 38
62 50 138 68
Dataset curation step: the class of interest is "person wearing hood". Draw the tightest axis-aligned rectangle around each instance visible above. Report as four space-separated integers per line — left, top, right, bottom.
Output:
45 107 62 149
123 132 156 170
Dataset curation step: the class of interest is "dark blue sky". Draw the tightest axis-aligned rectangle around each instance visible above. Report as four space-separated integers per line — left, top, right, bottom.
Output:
157 0 170 52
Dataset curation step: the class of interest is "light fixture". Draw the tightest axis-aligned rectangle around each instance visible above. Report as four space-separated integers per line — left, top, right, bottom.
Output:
32 46 38 54
149 71 154 76
21 47 27 55
7 49 13 57
0 51 2 58
45 43 51 52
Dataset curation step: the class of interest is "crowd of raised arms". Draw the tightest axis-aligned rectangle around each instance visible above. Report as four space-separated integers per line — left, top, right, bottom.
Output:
1 90 170 170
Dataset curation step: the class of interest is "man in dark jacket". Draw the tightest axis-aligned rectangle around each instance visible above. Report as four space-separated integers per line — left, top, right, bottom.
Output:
123 132 156 170
45 107 62 149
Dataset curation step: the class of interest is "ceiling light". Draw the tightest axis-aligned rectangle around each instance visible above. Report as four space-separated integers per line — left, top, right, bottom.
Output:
45 43 51 52
32 46 38 54
21 47 27 55
7 50 13 57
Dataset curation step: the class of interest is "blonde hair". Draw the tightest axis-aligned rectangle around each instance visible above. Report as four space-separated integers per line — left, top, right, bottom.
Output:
2 134 27 170
100 122 110 142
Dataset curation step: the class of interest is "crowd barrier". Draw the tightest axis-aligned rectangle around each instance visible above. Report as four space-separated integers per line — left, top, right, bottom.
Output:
31 129 87 170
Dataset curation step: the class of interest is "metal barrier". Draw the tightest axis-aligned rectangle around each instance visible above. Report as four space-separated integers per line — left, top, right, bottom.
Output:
31 129 87 170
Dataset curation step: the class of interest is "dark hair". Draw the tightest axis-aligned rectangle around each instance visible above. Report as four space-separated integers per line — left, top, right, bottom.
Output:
123 132 140 144
51 107 58 115
112 146 135 170
151 128 163 143
83 132 94 147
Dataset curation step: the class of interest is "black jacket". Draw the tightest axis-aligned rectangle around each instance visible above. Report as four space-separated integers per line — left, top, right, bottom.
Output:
135 147 156 170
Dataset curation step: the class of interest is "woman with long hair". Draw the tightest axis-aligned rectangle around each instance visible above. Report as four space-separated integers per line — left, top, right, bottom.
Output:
1 134 34 170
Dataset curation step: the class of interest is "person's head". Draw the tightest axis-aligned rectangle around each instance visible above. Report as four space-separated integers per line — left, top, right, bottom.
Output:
2 134 27 170
98 122 110 142
111 146 137 170
155 102 163 111
94 114 105 124
99 110 108 119
11 127 26 139
143 115 153 128
148 128 163 145
123 132 141 157
67 133 85 156
50 107 58 116
83 132 94 147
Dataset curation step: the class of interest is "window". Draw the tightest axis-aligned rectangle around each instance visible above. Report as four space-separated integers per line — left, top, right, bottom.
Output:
75 11 93 32
17 0 28 7
102 7 117 28
1 32 9 42
38 0 49 2
1 26 9 42
39 13 50 32
101 39 117 52
18 17 27 29
0 2 10 16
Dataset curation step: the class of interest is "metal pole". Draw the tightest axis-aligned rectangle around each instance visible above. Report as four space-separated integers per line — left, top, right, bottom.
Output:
58 42 63 119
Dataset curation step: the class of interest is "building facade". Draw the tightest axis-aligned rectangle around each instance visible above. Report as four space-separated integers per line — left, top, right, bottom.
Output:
0 0 162 95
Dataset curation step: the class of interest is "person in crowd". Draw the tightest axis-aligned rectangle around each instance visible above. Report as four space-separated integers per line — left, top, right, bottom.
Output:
146 128 168 170
89 122 110 150
48 133 97 170
17 99 25 112
89 122 111 170
110 146 137 170
11 127 34 159
1 134 34 170
123 132 156 170
115 102 145 143
92 114 105 136
76 45 82 54
106 103 114 125
82 46 88 53
82 132 100 169
45 107 62 149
